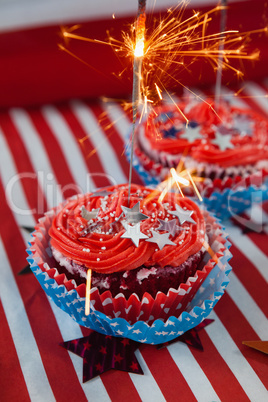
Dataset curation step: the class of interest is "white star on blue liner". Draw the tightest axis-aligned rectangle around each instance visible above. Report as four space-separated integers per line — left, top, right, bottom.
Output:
168 204 196 225
121 201 148 224
121 221 148 247
146 229 176 250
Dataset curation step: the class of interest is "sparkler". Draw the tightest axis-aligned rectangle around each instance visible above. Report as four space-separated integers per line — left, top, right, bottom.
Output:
121 1 265 109
215 0 228 110
157 166 204 203
128 0 147 205
85 268 92 315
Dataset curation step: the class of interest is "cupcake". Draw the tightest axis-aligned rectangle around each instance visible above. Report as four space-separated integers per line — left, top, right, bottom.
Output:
27 183 232 344
130 98 268 219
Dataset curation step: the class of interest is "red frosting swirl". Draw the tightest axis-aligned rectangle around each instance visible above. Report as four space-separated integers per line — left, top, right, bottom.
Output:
141 100 268 167
49 184 205 274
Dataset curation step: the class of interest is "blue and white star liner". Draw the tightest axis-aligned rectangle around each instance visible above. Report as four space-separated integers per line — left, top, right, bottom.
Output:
26 214 233 345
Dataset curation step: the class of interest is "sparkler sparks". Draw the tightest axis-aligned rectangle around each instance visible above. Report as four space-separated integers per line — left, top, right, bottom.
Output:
128 0 147 204
59 0 267 202
60 1 266 111
157 166 204 203
119 1 266 109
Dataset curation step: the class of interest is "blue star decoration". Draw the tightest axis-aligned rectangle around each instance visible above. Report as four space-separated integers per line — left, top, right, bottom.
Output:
59 321 214 382
60 331 143 382
162 126 178 139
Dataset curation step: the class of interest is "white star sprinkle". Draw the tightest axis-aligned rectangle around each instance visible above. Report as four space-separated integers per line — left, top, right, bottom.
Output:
168 204 196 225
121 201 148 224
158 218 180 237
121 222 148 247
233 115 253 137
211 131 235 151
146 229 176 250
89 189 113 198
81 205 99 221
179 124 203 142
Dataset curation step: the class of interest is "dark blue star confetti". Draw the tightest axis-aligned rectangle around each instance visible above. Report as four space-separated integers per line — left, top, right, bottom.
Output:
162 126 178 139
60 331 143 382
188 120 199 129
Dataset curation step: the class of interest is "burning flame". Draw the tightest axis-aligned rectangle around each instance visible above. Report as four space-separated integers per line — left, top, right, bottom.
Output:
157 165 204 203
134 37 145 58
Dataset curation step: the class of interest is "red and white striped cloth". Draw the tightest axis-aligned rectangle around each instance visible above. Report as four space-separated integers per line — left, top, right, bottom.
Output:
0 80 267 401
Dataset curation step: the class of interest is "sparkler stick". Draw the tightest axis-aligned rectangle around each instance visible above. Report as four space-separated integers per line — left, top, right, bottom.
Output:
85 269 92 315
128 0 146 205
215 0 228 110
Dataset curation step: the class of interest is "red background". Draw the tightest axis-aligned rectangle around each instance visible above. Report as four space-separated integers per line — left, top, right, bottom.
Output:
0 0 267 109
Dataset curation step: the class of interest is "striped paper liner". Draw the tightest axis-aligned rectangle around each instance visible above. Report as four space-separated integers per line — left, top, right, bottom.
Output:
27 202 232 344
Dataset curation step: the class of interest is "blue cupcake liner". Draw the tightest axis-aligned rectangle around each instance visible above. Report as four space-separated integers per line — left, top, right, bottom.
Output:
26 217 232 345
